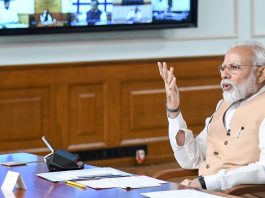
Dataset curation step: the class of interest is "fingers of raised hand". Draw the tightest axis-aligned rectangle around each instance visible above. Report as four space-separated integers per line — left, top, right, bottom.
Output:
157 62 168 80
167 67 174 83
157 62 164 78
158 62 176 90
162 62 168 81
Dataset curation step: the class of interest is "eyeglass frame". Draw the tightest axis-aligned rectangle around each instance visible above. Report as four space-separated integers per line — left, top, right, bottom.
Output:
218 63 261 74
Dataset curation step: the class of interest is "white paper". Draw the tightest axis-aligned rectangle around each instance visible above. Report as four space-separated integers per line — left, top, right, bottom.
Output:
1 189 16 198
36 167 132 182
1 171 26 192
77 175 167 189
141 189 225 198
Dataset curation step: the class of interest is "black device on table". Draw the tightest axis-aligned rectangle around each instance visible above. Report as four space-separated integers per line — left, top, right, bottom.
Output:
42 136 84 172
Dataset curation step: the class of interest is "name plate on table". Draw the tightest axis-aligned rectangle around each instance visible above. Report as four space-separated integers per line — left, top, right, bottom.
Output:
1 171 27 191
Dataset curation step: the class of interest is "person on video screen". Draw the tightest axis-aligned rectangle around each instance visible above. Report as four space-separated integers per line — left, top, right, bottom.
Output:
86 0 106 25
0 0 19 27
40 9 54 25
126 6 142 23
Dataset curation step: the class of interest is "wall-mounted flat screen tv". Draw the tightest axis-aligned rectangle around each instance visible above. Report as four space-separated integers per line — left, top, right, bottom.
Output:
0 0 198 35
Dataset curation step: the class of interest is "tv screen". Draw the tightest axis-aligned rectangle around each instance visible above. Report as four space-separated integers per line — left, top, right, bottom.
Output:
0 0 197 35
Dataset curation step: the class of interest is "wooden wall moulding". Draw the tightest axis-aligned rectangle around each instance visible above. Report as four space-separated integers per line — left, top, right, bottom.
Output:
0 56 223 165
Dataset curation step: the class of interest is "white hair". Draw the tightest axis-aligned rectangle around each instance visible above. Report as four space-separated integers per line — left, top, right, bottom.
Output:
229 40 265 66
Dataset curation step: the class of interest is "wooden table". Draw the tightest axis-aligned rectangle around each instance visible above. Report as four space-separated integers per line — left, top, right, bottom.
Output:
0 153 238 198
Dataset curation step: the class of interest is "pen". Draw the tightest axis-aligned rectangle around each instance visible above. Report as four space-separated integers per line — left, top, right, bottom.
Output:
66 180 86 189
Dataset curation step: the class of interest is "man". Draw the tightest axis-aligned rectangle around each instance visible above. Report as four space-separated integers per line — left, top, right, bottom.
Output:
86 0 106 25
126 6 142 23
0 0 19 27
40 9 53 25
158 41 265 191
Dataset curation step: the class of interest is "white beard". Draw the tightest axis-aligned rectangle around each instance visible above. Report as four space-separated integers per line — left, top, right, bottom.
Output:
221 70 258 103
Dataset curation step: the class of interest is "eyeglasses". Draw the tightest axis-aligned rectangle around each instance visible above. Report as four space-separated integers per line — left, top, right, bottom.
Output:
218 64 260 74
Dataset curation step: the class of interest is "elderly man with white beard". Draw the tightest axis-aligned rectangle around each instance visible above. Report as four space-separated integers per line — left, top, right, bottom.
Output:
158 40 265 192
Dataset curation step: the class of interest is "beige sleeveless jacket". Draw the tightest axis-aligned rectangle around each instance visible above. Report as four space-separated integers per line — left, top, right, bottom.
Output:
199 92 265 176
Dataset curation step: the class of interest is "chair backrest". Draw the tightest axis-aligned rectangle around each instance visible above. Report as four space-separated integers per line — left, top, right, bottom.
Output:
224 184 265 197
153 168 265 197
152 168 198 183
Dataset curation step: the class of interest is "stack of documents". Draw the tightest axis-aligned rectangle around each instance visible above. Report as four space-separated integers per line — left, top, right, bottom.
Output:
76 175 167 189
37 167 167 190
36 167 132 182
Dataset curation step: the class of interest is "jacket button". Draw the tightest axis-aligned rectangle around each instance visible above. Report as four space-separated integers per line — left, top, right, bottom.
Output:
206 164 210 169
224 141 228 145
214 151 219 155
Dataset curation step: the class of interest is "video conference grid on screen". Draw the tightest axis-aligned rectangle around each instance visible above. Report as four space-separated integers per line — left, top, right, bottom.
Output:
0 0 192 29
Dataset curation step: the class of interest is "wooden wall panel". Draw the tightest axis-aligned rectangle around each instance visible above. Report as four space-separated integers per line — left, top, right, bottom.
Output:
68 84 105 151
121 80 167 142
0 87 52 152
0 56 224 166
